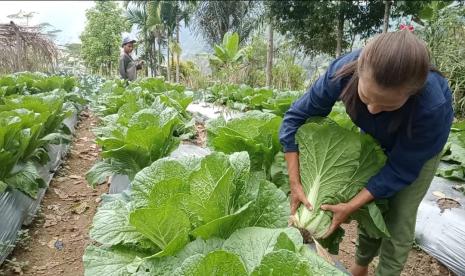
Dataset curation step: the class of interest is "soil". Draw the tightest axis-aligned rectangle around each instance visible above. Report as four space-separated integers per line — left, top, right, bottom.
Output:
193 122 207 147
0 109 108 276
183 122 207 147
337 221 454 276
437 198 461 213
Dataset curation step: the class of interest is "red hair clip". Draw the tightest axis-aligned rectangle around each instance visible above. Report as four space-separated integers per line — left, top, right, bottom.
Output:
400 24 414 32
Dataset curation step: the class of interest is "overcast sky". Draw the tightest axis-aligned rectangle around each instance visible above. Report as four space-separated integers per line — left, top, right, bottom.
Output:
0 1 208 57
0 1 97 45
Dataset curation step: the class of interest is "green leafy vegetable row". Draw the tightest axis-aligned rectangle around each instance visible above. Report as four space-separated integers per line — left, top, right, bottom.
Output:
84 79 347 274
0 73 81 198
437 120 465 193
207 111 282 178
86 78 196 187
206 112 389 254
85 79 389 274
84 152 343 275
0 72 76 97
203 83 304 116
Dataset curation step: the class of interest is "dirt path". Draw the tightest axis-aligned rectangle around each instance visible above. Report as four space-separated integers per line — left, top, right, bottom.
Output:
1 109 107 276
337 222 454 276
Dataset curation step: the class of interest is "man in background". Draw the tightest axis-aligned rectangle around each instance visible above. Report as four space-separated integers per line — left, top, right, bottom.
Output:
119 36 144 81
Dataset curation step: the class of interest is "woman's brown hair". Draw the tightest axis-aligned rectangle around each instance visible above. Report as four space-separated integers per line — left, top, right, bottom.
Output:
335 30 439 134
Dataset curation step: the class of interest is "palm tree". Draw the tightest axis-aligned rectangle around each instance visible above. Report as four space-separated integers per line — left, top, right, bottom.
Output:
159 1 180 82
191 1 262 46
125 0 194 82
173 1 196 83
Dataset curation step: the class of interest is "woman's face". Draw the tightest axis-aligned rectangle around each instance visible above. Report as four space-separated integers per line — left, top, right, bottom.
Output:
358 75 412 114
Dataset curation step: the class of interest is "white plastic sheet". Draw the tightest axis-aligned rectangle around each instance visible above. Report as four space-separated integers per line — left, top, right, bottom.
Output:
416 176 465 275
187 101 241 122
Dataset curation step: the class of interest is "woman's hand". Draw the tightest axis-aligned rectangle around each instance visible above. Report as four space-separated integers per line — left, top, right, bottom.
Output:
320 203 354 238
285 152 312 218
290 181 313 215
320 188 375 238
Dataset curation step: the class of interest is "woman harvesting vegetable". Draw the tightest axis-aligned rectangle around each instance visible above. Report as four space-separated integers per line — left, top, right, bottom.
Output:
280 30 453 275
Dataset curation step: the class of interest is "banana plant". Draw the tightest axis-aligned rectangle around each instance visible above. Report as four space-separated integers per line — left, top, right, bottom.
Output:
209 32 247 67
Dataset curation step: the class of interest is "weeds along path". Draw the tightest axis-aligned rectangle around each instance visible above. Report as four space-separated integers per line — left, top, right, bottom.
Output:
1 109 107 276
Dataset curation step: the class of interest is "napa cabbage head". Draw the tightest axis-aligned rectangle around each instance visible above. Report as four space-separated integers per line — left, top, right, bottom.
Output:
293 119 389 250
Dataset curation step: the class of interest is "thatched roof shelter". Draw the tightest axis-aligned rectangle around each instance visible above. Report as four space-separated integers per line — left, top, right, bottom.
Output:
0 21 58 74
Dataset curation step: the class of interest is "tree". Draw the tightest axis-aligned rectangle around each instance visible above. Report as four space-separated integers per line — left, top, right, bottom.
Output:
387 1 434 30
146 1 166 77
125 1 194 82
268 1 385 57
415 1 465 115
161 1 193 83
80 1 128 76
192 1 263 47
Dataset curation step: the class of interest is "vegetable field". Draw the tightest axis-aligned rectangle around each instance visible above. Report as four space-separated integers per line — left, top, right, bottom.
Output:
82 78 348 275
2 0 465 275
0 73 461 275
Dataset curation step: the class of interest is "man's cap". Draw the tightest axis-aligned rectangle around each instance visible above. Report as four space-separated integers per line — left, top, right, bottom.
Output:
122 36 136 46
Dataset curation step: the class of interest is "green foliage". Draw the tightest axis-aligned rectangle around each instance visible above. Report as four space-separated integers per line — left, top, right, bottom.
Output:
0 74 78 198
242 35 267 87
267 0 431 57
192 1 262 47
294 119 389 253
438 120 465 190
210 32 247 67
80 1 129 76
209 32 249 84
261 90 303 117
241 34 305 90
328 102 356 131
204 83 304 116
209 33 305 90
0 72 76 96
207 111 282 177
179 61 209 90
272 56 305 91
417 3 465 117
84 151 341 275
87 104 181 185
268 1 385 56
86 78 195 186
